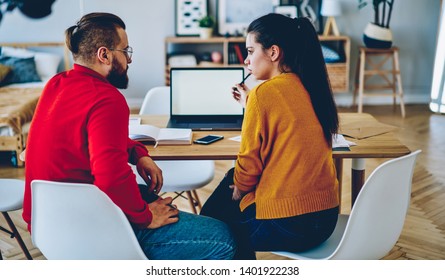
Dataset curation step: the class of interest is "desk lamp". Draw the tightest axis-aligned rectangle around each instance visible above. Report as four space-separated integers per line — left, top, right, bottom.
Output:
321 0 342 36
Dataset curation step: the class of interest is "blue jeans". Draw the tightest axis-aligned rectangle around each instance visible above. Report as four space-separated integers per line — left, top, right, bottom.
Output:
133 185 236 260
200 168 338 259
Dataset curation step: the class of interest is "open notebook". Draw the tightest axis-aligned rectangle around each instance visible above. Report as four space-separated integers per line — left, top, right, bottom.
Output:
167 67 245 131
129 124 192 146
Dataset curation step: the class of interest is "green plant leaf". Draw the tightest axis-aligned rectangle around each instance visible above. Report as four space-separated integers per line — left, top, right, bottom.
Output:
198 16 214 28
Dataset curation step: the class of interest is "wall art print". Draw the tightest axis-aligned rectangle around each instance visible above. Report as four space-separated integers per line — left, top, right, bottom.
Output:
218 0 276 36
279 0 323 33
175 0 208 36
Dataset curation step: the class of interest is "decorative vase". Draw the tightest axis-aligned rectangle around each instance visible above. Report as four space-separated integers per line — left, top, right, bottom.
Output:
199 27 213 39
363 22 393 49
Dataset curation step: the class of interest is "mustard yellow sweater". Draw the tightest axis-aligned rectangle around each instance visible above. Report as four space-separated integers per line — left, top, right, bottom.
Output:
234 73 339 219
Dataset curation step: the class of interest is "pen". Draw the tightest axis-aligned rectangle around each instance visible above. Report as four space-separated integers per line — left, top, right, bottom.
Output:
167 203 177 210
232 73 251 93
240 73 251 85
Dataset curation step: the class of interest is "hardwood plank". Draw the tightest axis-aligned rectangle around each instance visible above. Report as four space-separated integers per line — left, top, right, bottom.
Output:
1 104 444 260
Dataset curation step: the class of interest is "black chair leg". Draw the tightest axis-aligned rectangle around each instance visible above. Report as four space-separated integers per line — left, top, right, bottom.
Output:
1 212 33 260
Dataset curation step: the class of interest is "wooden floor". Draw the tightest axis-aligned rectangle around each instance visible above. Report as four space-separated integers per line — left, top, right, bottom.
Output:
1 104 444 260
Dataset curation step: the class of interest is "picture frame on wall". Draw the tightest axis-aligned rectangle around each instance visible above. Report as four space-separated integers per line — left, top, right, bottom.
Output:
278 0 323 34
274 5 298 18
299 0 323 34
175 0 208 36
217 0 276 37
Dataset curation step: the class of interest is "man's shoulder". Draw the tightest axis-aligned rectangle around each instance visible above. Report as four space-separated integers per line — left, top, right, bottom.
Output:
46 72 125 106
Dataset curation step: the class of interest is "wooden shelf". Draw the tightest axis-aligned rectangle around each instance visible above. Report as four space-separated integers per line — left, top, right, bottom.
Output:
165 36 245 43
164 35 350 93
319 36 351 93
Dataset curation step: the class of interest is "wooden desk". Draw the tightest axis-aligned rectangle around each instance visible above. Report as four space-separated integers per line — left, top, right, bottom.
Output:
139 113 410 208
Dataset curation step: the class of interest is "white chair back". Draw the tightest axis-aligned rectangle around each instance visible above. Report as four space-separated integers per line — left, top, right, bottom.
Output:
140 86 170 115
331 150 421 259
0 179 25 212
273 150 421 260
138 86 215 213
0 178 33 260
31 180 148 260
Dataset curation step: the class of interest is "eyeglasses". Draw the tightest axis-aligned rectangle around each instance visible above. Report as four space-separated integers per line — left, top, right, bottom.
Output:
109 46 133 60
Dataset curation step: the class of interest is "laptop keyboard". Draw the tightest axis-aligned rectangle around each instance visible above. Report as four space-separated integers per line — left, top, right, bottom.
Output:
176 119 238 124
168 120 242 130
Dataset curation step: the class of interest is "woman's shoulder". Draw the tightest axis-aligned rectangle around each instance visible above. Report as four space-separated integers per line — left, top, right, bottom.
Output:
254 73 301 94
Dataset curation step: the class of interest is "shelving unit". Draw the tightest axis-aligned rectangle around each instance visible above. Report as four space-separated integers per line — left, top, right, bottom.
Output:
164 35 350 93
320 35 351 93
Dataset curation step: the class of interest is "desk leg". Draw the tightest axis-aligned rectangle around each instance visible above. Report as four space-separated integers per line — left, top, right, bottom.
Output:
351 158 366 208
334 158 343 212
358 50 366 113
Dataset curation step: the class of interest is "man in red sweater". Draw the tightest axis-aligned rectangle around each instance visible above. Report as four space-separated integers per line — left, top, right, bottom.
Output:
23 12 235 260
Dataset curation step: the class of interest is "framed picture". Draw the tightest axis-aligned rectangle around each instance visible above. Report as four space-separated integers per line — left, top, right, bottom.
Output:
217 0 277 36
175 0 208 36
279 0 298 4
274 5 298 18
298 0 323 34
278 0 323 33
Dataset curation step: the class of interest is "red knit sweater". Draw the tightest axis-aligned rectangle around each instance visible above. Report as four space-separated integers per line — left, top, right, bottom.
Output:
23 64 152 231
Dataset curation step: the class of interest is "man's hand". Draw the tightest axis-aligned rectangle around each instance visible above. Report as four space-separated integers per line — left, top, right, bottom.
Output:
136 156 163 194
147 196 179 229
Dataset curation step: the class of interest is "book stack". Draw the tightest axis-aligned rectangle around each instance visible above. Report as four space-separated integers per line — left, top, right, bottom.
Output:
228 43 246 64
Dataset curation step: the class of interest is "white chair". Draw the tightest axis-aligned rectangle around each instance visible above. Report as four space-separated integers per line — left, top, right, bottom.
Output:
137 86 215 214
272 150 421 260
31 180 148 260
0 179 33 260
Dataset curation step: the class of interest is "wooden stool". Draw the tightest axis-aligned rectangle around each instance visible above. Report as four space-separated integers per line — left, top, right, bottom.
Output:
353 46 405 117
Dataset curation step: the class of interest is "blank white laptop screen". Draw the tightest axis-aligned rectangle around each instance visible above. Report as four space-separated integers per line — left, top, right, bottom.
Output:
170 68 244 116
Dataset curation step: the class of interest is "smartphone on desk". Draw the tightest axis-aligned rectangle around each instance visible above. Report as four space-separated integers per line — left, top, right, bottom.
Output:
193 135 224 145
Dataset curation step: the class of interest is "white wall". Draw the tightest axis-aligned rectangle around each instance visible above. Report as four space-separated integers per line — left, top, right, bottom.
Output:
0 0 441 108
335 0 441 106
0 0 175 108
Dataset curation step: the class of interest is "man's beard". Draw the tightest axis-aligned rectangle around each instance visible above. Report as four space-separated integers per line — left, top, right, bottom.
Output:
107 60 129 89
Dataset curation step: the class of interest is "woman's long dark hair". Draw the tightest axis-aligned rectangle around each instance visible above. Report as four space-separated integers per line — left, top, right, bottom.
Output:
247 14 339 146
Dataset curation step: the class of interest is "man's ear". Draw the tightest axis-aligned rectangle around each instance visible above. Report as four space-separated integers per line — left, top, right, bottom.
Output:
269 45 281 62
97 47 111 65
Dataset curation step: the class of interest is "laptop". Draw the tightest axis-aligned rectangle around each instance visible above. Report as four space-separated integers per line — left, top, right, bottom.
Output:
167 67 245 130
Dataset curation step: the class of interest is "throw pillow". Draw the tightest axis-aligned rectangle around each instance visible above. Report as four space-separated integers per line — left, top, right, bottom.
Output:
0 56 41 85
1 46 63 81
34 52 62 81
0 46 34 58
0 63 12 84
321 45 341 63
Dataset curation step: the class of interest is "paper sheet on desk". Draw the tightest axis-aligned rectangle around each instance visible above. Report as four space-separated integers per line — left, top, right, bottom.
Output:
333 134 356 151
340 121 397 139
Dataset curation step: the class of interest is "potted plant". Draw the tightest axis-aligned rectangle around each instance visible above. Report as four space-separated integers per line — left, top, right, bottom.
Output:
358 0 395 48
198 15 214 39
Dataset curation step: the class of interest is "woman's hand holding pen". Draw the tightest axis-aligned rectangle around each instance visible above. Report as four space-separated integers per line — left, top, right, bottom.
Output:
232 73 251 108
232 83 249 108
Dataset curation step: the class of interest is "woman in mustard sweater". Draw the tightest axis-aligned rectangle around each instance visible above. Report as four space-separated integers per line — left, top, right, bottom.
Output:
200 14 340 259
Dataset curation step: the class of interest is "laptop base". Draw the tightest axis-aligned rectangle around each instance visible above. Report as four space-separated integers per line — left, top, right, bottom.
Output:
167 118 242 131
